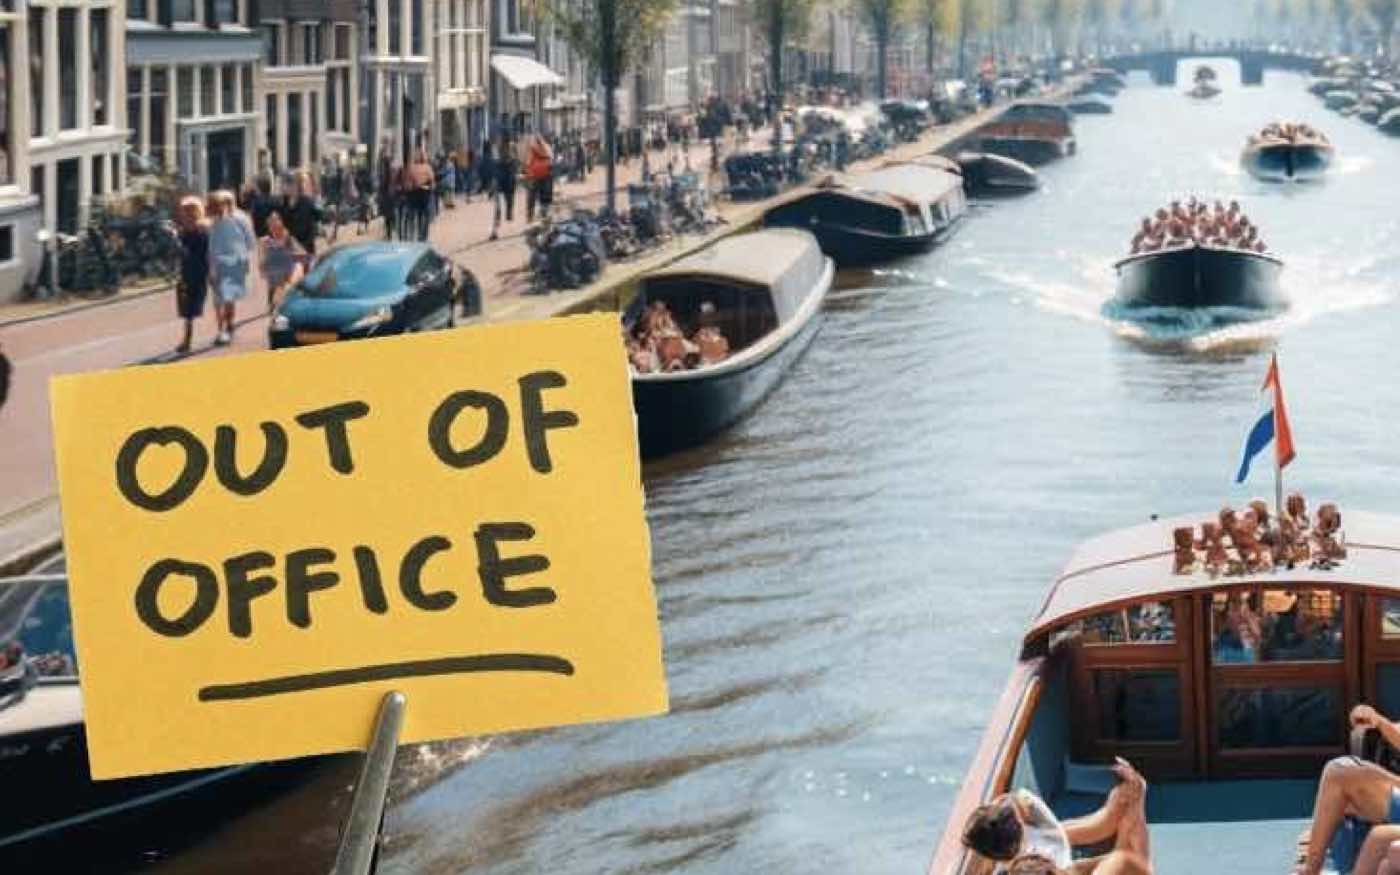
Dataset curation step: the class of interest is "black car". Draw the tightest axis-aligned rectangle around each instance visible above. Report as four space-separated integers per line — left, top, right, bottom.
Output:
269 241 475 348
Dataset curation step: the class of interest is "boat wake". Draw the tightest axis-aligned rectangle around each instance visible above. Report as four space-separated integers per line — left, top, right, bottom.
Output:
988 247 1392 353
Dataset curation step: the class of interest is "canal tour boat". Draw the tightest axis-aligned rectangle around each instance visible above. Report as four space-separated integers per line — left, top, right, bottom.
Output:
974 101 1077 166
1114 243 1284 312
928 502 1400 875
0 573 313 853
1242 124 1335 182
761 163 967 266
624 228 833 457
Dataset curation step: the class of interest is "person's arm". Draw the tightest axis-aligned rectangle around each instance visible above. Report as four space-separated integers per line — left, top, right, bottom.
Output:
1353 705 1400 751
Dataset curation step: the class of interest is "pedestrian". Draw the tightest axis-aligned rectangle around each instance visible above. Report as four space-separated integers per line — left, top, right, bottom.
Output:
279 171 322 258
524 132 553 222
173 195 210 355
489 139 518 240
377 142 399 241
260 210 307 311
440 153 456 209
247 175 277 239
206 189 255 346
405 147 435 242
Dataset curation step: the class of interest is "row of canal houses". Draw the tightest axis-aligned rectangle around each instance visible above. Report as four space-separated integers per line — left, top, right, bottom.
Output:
0 0 764 302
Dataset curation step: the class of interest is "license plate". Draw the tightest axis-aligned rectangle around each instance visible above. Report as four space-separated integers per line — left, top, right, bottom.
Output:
294 331 339 345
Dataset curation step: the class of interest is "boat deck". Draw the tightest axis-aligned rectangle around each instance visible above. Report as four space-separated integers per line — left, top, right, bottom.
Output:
1052 779 1338 875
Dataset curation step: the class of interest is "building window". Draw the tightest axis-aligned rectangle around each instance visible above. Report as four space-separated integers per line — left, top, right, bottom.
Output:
150 68 168 163
388 0 400 55
201 64 216 116
262 23 280 65
327 71 337 130
56 158 78 233
212 0 236 25
265 93 276 165
287 92 301 168
310 92 319 163
339 69 350 132
410 0 422 54
242 62 253 112
222 63 235 114
58 10 76 130
128 0 148 21
171 0 197 22
177 66 194 116
92 10 109 126
92 154 105 196
29 165 42 207
127 68 143 151
302 23 321 64
0 226 12 262
0 27 10 186
334 23 350 60
28 8 42 137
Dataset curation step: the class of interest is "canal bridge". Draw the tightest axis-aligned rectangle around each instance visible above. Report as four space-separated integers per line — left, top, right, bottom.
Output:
1104 49 1320 86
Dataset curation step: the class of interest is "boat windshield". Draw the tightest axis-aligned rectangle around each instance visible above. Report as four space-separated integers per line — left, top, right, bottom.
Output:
0 580 78 684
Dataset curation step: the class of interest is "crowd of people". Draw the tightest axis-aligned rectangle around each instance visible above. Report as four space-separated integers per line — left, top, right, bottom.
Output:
625 300 731 374
1252 120 1329 144
1173 492 1347 577
173 178 315 354
1128 197 1270 255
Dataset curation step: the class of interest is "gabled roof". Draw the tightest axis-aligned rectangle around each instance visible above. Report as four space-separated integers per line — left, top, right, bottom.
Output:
1025 509 1400 649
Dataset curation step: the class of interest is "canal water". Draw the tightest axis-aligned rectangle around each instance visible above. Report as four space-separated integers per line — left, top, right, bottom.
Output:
120 64 1400 874
376 64 1400 874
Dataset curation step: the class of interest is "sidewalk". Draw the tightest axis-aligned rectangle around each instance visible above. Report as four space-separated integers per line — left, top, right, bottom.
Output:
0 91 1053 568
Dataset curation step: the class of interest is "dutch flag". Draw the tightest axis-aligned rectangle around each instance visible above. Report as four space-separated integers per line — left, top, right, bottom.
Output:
1235 353 1296 484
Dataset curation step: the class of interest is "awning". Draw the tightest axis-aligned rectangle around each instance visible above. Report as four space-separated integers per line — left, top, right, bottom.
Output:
491 54 565 90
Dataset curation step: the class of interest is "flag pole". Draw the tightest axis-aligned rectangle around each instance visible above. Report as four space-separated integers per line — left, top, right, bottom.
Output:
1275 457 1283 519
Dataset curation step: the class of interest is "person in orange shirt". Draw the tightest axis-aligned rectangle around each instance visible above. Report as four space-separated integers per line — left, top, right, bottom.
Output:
524 132 554 222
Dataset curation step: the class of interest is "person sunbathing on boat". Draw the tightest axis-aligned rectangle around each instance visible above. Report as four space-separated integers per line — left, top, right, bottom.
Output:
1296 705 1400 875
961 758 1151 874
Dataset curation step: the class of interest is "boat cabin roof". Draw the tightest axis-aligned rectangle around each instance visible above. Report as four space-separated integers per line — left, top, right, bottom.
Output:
849 164 964 206
642 228 828 323
1000 101 1074 124
1025 510 1400 651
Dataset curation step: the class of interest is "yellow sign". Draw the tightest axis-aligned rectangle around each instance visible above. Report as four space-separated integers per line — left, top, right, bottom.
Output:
50 314 667 780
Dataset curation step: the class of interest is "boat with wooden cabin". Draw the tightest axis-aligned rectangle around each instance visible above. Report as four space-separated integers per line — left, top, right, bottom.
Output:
624 228 833 457
973 102 1077 166
762 163 967 266
928 505 1400 875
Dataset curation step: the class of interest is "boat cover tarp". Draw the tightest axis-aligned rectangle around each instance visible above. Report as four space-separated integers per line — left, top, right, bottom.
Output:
645 229 827 323
848 164 963 206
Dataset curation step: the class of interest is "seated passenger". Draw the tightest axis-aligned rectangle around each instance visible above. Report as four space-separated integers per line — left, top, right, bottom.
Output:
1008 850 1153 875
962 759 1150 873
1297 705 1400 875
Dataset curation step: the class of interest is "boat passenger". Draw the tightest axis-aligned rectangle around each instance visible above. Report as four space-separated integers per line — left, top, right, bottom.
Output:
1006 850 1153 875
961 759 1151 873
1295 705 1400 875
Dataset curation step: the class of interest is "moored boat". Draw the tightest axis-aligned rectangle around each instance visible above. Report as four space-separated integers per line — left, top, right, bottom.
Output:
1380 107 1400 134
929 499 1393 875
954 151 1039 196
762 163 968 266
974 101 1076 166
624 229 833 457
1067 98 1113 115
1241 122 1334 181
0 574 314 854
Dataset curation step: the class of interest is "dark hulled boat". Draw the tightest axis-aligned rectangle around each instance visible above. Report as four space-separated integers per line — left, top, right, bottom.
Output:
626 229 833 457
975 101 1076 166
953 151 1039 196
761 163 967 266
0 574 313 855
1114 243 1284 311
1242 139 1334 181
929 504 1387 875
1186 81 1222 100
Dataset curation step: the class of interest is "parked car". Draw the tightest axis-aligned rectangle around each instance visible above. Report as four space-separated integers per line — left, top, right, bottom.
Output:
268 241 476 349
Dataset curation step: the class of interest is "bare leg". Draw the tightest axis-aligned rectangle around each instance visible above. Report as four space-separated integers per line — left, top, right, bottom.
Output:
1381 840 1400 875
1356 826 1400 875
1299 758 1400 875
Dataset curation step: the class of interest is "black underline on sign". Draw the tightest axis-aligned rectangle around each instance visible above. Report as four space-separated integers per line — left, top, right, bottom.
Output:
196 653 576 702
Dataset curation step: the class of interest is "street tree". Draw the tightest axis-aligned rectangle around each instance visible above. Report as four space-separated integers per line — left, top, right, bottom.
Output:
1335 0 1357 51
540 0 678 212
918 0 949 74
751 0 815 122
1365 0 1398 55
856 0 913 97
1038 0 1080 62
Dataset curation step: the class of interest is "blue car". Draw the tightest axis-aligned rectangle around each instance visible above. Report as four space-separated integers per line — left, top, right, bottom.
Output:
269 242 474 349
